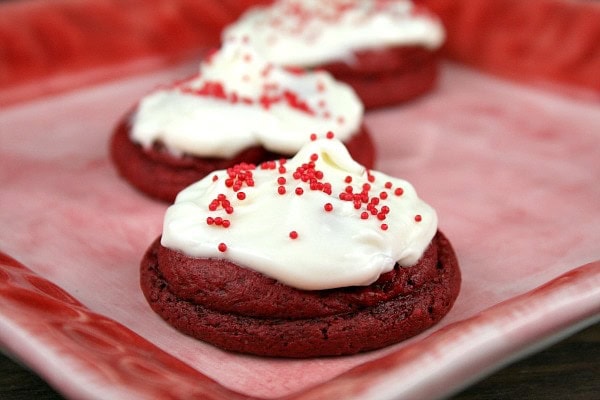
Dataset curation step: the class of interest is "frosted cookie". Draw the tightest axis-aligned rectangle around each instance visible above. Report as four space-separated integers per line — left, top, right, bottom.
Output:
223 0 445 108
140 138 460 357
110 41 374 202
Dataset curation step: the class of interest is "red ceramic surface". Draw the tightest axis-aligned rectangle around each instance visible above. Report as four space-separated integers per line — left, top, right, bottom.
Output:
1 61 599 399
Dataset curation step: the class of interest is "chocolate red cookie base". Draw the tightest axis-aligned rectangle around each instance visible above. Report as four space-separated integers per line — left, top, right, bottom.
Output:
110 117 376 202
140 231 460 358
318 46 440 109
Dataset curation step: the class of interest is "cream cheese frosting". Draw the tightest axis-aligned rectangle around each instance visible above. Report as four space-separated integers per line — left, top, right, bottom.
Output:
223 0 446 67
129 41 363 158
162 138 437 290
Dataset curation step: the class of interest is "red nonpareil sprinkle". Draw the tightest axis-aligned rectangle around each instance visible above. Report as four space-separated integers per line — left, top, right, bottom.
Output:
326 131 335 139
208 202 218 211
260 160 276 170
384 181 393 189
222 219 231 228
261 64 274 78
362 183 371 191
381 205 390 214
278 186 286 195
339 192 351 201
237 192 246 200
377 213 386 221
282 90 314 115
212 175 219 182
380 191 388 200
360 212 369 220
218 243 227 252
285 66 305 75
206 217 214 225
344 175 352 183
289 231 299 239
295 187 304 195
310 133 317 141
277 177 286 185
195 81 227 99
395 187 404 196
381 224 388 231
415 214 422 222
225 207 234 214
310 153 319 161
214 217 223 225
278 166 287 174
324 203 333 212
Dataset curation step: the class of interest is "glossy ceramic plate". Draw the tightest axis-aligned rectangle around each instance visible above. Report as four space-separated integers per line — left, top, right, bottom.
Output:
1 61 599 400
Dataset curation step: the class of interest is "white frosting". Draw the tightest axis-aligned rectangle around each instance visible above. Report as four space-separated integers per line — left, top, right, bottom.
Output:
223 0 445 67
162 139 438 290
129 42 363 158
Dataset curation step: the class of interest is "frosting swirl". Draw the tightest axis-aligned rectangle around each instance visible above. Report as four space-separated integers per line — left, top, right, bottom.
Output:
162 138 437 290
223 0 446 67
130 41 363 158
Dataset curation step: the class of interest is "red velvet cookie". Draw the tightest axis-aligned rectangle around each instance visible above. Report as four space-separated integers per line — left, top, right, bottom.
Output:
110 118 375 202
140 231 460 358
223 1 445 109
319 46 440 109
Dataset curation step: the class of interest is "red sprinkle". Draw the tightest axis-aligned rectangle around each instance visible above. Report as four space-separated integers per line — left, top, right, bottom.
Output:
289 231 299 239
237 192 246 200
380 191 388 200
310 133 317 141
324 203 333 212
212 175 219 182
222 219 231 228
218 243 227 252
384 181 393 189
326 131 335 139
381 224 388 231
360 212 369 220
295 187 304 195
415 214 422 222
206 217 214 225
277 177 286 185
278 186 286 195
395 188 404 196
